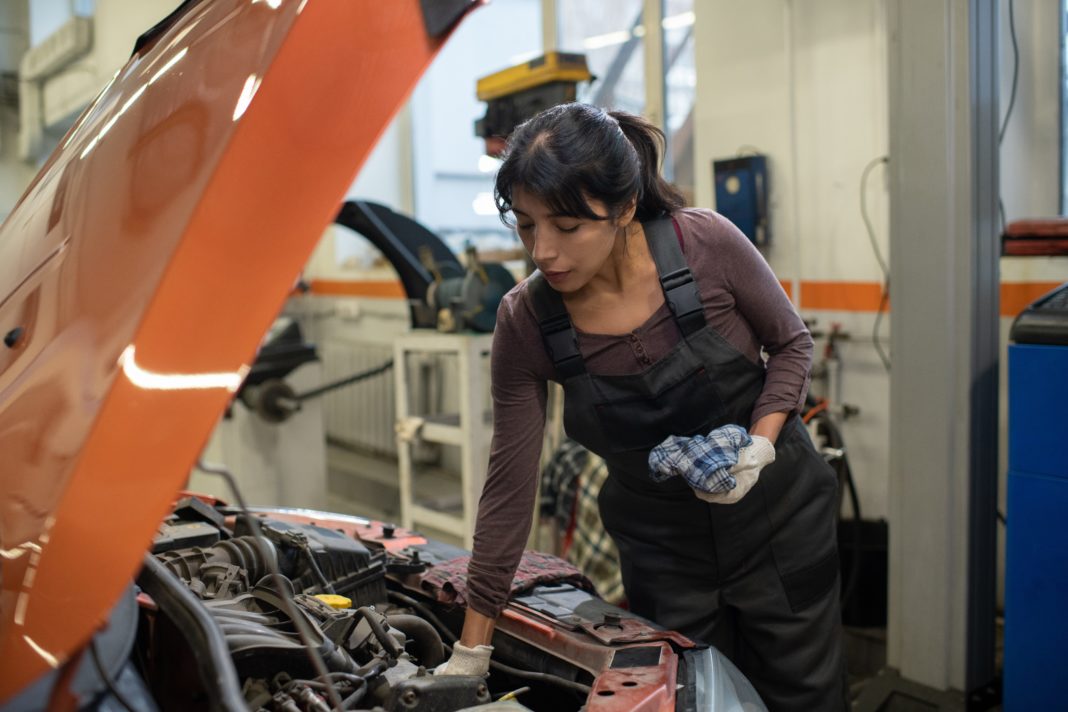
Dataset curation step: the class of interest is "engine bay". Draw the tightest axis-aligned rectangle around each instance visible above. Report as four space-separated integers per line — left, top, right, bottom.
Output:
139 500 502 711
122 497 692 712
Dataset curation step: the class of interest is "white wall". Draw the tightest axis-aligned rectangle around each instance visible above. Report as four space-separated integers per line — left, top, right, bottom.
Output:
695 0 1068 618
695 0 892 520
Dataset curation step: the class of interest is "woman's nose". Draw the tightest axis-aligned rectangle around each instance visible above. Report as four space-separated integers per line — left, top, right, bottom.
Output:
531 231 556 263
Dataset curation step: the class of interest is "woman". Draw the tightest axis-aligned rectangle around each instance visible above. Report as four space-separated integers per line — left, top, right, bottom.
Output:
438 103 845 711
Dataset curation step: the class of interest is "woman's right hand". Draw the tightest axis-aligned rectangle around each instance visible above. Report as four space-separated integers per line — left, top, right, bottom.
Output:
434 642 493 676
435 607 496 676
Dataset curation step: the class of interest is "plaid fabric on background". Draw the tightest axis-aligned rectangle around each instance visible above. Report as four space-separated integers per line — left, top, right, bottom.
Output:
648 424 751 494
539 438 589 529
565 454 625 605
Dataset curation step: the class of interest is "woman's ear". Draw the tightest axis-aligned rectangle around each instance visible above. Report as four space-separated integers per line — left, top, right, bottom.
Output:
616 196 638 227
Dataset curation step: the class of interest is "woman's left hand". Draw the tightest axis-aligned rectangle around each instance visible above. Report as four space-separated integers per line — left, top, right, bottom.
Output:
694 435 776 504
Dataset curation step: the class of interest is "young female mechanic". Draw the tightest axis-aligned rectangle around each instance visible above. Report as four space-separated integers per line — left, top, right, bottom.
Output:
437 103 846 710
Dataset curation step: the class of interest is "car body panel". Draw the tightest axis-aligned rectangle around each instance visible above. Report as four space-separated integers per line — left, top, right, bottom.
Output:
0 0 465 698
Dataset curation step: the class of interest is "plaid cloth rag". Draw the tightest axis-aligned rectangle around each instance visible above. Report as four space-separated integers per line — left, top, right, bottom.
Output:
421 550 595 608
565 453 625 605
648 424 752 494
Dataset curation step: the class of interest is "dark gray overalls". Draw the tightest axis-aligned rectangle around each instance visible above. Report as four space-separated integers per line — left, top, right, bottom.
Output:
529 217 847 711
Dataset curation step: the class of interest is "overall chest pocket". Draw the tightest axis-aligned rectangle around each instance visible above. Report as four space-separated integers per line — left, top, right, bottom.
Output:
589 363 728 453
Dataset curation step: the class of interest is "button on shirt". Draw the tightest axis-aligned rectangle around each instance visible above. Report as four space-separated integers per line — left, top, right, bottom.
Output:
629 333 653 366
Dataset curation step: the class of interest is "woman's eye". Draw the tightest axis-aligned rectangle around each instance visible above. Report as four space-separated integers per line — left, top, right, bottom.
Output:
517 223 535 231
557 224 580 234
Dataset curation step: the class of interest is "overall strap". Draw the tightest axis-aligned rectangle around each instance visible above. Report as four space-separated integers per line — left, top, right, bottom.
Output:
644 217 706 337
528 273 586 379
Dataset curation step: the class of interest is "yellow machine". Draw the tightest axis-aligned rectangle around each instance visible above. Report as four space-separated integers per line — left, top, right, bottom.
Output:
475 51 593 155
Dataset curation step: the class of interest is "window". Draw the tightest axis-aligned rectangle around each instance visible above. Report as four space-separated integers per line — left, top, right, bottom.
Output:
557 0 695 200
409 0 543 248
558 0 645 114
662 0 696 198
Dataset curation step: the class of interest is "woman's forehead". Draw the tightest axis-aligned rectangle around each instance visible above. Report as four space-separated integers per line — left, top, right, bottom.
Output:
511 187 608 218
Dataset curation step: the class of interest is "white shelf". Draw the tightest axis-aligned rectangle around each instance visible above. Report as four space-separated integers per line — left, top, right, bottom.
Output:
409 504 466 537
394 332 494 550
421 412 493 446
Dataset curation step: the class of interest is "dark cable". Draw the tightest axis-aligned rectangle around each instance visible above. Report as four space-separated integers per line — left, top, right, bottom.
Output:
387 590 459 643
354 607 405 659
819 411 864 610
296 539 336 594
1000 0 1019 145
196 461 346 712
994 0 1019 525
860 156 890 281
295 359 394 402
483 655 592 696
872 280 891 372
861 156 891 372
89 639 138 712
998 0 1019 232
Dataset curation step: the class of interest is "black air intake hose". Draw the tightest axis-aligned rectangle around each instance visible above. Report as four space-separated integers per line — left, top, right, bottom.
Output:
136 554 247 712
386 614 445 667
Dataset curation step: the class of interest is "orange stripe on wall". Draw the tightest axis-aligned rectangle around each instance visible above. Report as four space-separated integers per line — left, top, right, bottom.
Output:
1000 282 1062 316
301 277 1063 316
797 280 1062 316
801 281 889 313
307 279 406 298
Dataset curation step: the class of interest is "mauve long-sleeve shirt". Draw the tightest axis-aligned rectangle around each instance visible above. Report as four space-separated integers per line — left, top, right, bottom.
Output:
466 208 814 618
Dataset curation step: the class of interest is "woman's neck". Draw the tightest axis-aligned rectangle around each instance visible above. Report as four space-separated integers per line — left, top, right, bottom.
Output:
581 222 652 297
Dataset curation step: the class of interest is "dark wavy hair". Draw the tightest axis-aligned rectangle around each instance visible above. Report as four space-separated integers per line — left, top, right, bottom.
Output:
493 103 685 226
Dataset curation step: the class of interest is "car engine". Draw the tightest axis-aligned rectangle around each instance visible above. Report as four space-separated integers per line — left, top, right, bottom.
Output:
137 499 501 712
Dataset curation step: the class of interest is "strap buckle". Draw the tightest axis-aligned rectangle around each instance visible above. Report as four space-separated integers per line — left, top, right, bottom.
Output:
540 313 584 378
660 268 705 336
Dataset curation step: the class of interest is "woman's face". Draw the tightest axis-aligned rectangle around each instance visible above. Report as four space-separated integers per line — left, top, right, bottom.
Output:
510 187 633 294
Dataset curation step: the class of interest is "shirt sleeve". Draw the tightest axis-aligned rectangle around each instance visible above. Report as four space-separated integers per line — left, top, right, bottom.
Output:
714 215 814 423
465 285 550 618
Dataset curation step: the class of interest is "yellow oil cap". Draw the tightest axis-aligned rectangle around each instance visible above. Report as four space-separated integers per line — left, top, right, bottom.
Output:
314 594 352 610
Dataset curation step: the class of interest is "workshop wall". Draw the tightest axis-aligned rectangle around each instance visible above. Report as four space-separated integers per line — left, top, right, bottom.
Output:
695 0 892 521
694 0 1068 528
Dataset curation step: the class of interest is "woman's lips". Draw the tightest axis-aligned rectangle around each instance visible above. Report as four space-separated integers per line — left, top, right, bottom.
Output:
542 270 569 284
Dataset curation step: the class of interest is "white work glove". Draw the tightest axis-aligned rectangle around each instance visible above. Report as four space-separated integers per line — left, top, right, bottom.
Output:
434 642 493 676
694 435 775 504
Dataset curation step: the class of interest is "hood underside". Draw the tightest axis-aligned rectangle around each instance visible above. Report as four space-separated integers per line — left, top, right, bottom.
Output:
0 0 475 698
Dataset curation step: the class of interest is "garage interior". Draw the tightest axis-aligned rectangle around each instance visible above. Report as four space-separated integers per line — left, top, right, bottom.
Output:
0 1 1065 710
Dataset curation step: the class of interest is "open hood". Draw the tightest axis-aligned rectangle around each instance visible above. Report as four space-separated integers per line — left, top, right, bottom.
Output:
0 0 475 699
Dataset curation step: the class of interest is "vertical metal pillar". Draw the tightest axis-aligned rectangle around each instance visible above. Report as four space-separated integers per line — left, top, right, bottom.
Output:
643 0 665 131
883 0 999 702
541 0 557 52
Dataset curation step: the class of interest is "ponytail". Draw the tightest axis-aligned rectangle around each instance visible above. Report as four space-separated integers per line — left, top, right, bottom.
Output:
609 111 685 220
494 103 686 227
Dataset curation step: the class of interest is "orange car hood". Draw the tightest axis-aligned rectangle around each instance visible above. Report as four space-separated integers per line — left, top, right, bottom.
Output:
0 0 473 699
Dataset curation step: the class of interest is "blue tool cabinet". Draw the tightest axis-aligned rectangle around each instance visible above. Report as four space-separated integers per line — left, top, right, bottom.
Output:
1004 282 1068 711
